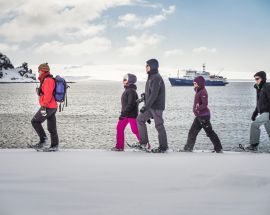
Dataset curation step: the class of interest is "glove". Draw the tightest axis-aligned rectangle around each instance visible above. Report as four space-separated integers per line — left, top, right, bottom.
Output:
251 111 258 121
119 116 124 120
147 119 151 124
40 106 47 117
136 93 146 104
140 106 146 113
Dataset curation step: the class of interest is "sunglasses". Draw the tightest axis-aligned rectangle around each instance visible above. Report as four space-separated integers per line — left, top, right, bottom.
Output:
193 82 197 85
255 78 261 81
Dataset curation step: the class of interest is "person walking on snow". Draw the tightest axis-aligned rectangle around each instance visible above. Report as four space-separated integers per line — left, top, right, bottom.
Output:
134 59 168 153
31 63 59 152
112 74 141 151
245 71 270 151
182 76 223 153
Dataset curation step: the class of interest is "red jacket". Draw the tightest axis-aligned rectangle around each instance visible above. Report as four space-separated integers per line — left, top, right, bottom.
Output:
39 77 57 109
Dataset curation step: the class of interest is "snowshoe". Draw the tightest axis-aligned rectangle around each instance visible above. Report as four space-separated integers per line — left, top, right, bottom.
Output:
239 144 258 152
179 148 193 152
212 149 223 153
29 138 49 150
111 147 124 152
127 142 151 152
151 147 168 153
42 146 59 152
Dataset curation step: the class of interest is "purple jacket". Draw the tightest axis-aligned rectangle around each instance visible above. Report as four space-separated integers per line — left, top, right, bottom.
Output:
193 76 210 116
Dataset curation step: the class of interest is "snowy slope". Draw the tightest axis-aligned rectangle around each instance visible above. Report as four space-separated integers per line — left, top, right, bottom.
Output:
0 150 269 215
0 67 36 82
0 53 36 82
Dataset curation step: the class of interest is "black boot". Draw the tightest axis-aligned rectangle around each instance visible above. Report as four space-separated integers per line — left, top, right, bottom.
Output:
43 146 59 152
31 137 48 149
151 147 168 153
245 143 259 151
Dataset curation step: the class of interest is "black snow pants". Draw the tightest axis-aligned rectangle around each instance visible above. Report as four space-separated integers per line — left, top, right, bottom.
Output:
184 116 222 151
31 108 59 147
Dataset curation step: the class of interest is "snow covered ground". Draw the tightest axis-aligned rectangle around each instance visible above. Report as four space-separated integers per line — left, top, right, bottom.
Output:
0 68 36 82
0 150 269 215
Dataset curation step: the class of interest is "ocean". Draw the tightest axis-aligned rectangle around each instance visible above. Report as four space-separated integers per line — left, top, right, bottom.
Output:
1 80 269 151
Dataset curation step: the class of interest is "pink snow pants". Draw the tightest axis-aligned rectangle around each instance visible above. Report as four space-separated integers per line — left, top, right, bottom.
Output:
116 117 140 149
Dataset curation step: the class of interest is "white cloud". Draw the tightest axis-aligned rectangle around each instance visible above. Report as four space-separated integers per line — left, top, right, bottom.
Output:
35 63 175 81
143 5 175 28
0 0 137 42
119 33 163 56
164 49 183 56
117 13 139 27
0 43 18 51
117 5 175 29
192 46 217 54
35 37 111 56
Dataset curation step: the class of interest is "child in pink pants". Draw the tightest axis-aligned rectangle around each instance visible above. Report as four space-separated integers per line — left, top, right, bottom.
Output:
112 74 140 151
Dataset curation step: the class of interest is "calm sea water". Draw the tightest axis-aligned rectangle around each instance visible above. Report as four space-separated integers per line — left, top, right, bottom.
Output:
1 80 269 151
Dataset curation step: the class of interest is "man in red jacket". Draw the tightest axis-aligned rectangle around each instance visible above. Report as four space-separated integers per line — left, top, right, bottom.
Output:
31 63 59 151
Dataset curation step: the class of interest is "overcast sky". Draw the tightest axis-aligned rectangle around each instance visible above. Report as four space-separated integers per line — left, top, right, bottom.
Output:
0 0 269 80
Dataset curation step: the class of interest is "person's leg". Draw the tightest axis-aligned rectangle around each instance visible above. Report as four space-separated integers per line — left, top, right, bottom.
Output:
137 110 152 145
47 109 59 147
262 113 270 139
250 113 269 146
128 118 141 142
116 118 129 149
31 108 48 142
151 109 168 150
184 117 202 151
199 116 223 151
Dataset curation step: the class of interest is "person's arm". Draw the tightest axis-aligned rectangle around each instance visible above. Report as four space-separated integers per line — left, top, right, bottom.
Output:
41 78 55 107
265 85 270 119
251 108 258 121
144 77 161 110
251 90 259 121
197 91 208 112
265 85 270 106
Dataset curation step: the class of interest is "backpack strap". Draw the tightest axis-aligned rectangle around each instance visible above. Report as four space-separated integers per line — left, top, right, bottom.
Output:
38 75 54 95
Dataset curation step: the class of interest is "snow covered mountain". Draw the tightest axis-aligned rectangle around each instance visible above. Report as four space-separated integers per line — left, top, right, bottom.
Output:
0 53 36 83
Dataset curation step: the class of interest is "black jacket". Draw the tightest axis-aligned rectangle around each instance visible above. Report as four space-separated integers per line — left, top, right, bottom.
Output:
145 70 166 110
254 82 270 115
121 84 138 118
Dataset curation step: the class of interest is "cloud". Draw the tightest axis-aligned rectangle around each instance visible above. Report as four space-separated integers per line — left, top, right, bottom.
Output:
164 49 183 56
192 46 217 54
117 13 139 27
35 37 111 56
0 0 137 42
40 63 175 81
0 43 18 52
117 5 175 29
119 33 163 56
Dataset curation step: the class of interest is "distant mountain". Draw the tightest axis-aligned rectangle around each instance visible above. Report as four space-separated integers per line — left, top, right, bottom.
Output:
0 53 36 83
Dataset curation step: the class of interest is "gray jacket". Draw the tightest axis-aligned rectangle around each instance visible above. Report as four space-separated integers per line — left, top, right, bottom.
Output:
145 71 165 110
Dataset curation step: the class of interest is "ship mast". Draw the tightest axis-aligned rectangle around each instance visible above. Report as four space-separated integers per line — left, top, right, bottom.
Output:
202 63 206 72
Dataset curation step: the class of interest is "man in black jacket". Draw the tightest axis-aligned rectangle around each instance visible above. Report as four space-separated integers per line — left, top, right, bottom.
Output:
136 59 168 153
247 71 270 151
